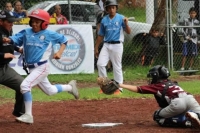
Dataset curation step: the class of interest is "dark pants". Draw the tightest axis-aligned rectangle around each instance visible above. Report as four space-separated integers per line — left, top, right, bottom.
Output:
0 64 24 115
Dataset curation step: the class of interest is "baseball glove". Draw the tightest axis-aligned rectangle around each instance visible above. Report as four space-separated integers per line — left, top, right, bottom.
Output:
97 77 119 95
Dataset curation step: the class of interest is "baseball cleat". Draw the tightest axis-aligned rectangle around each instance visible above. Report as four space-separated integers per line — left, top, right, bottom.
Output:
68 80 79 99
114 89 123 95
16 114 34 124
12 111 24 117
186 112 200 128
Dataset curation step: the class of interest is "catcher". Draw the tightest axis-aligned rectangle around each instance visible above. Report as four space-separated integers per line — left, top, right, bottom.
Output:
97 65 200 128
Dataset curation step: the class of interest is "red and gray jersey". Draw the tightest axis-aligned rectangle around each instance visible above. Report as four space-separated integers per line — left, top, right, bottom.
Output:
137 81 188 99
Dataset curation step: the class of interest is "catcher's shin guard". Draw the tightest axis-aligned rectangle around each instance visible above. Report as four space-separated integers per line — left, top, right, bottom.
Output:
153 110 191 127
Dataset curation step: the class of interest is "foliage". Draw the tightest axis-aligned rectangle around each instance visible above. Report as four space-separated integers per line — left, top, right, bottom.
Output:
118 7 146 22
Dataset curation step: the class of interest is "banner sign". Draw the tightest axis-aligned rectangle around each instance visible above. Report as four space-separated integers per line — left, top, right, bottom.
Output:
11 25 94 75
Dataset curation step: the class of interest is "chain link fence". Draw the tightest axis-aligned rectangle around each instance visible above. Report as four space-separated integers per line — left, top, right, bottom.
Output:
171 0 200 71
0 0 199 71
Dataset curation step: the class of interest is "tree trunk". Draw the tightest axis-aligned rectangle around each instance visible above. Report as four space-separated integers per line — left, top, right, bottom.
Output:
150 0 166 33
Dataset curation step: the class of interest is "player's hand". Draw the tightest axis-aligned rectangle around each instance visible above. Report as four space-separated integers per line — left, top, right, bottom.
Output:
53 52 61 59
4 53 15 59
124 17 128 25
19 48 23 54
186 36 191 40
95 48 99 58
3 37 10 43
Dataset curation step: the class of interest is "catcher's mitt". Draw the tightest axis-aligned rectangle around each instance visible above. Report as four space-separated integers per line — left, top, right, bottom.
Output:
97 77 119 95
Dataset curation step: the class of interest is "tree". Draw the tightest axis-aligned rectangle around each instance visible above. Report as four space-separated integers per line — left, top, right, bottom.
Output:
150 0 166 33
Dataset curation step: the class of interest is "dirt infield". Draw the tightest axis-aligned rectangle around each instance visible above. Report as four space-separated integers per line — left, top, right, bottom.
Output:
0 97 200 133
0 76 200 133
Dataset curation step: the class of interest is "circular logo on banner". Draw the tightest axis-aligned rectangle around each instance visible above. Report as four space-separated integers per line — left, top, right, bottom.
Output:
50 28 85 71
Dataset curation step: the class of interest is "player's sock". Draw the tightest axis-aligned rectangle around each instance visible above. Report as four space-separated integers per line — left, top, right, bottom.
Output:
55 84 72 92
23 92 33 116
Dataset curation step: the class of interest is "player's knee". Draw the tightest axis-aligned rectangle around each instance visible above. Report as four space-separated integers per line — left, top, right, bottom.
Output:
20 83 31 94
153 109 164 125
97 62 105 67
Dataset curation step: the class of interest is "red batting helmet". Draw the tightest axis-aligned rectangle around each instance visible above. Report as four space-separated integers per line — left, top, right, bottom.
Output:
29 9 50 30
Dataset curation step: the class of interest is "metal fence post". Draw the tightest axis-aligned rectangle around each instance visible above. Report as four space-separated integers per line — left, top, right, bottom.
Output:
166 0 171 69
68 0 72 24
169 0 174 70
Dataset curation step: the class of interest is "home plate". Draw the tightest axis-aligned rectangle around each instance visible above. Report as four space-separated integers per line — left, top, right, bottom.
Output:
82 123 123 128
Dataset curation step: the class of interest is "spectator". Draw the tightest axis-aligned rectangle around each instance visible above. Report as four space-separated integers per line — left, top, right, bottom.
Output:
51 4 68 24
5 2 13 13
13 0 27 18
99 0 105 10
96 0 105 11
180 7 199 70
194 0 199 20
141 28 165 66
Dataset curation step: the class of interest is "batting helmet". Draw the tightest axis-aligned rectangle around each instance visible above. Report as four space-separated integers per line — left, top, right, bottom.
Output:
28 9 50 30
147 65 170 83
104 0 118 9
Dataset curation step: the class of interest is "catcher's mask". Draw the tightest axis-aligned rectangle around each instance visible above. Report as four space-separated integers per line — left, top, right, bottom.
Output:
104 0 118 11
29 9 50 30
147 65 170 84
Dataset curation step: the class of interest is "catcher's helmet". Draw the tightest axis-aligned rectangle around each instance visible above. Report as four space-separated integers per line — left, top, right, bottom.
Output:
28 9 50 30
147 65 170 83
104 0 118 9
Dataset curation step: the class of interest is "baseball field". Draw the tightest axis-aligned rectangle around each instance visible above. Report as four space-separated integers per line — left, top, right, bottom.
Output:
0 75 200 133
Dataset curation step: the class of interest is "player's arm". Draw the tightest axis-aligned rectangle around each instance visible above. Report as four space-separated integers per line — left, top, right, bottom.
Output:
95 35 104 58
96 23 101 33
95 22 104 58
3 30 25 47
53 42 67 59
123 17 131 34
119 84 139 93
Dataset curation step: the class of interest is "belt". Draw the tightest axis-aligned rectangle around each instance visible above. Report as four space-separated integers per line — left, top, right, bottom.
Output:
0 64 7 68
28 60 47 69
104 41 120 44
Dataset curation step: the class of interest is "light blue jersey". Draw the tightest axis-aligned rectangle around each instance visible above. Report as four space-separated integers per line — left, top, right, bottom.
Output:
98 13 125 42
10 28 67 64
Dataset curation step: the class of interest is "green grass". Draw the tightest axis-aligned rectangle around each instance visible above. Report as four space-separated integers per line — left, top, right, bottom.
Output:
0 67 199 104
0 80 199 103
179 80 200 94
47 66 151 84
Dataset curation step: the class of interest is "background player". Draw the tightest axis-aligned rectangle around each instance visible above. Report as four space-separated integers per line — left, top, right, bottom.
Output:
119 65 200 128
95 0 131 94
3 9 79 124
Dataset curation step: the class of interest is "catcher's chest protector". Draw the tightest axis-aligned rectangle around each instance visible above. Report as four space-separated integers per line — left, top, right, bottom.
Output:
154 81 177 108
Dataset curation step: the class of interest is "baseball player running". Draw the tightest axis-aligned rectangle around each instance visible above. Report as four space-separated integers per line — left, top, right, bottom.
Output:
119 65 200 128
95 0 131 94
3 9 79 124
